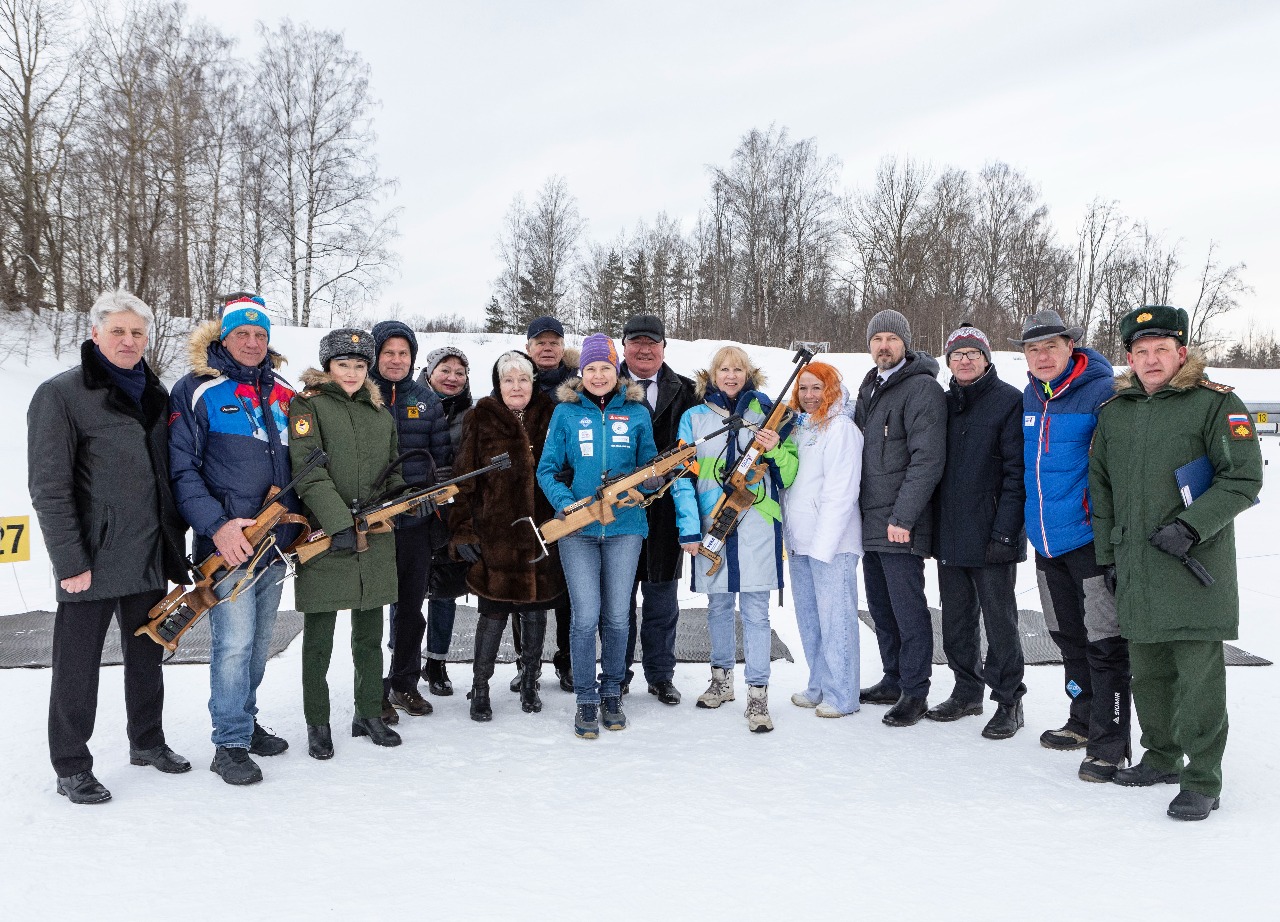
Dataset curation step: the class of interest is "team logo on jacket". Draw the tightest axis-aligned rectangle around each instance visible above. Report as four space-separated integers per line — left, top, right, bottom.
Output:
293 414 312 437
579 417 592 428
220 404 240 414
407 406 419 418
1024 414 1036 427
1228 413 1254 439
611 421 628 434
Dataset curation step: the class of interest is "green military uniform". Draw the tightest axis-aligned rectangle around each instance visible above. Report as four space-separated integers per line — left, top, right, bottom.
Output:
289 368 405 723
1090 314 1263 799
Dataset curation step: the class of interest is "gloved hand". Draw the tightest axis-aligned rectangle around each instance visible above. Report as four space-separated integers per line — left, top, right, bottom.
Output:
554 467 574 486
640 476 664 491
1102 565 1117 596
454 543 481 563
1149 519 1198 559
406 499 434 518
555 509 568 521
330 527 357 553
984 534 1021 565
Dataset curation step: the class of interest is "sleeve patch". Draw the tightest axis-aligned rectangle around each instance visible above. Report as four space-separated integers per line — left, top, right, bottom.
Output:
292 413 314 438
1228 413 1254 440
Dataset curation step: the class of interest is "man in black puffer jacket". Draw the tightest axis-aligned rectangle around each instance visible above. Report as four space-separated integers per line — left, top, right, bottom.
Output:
369 320 452 722
928 323 1028 740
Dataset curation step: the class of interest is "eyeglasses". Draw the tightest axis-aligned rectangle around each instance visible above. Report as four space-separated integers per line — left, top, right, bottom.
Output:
950 350 984 363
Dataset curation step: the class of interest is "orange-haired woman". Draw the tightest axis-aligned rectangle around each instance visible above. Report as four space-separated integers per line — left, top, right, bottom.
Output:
782 361 864 717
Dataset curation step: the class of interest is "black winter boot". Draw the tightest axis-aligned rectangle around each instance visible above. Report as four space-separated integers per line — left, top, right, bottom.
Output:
351 716 402 747
981 700 1025 740
424 658 454 696
307 724 334 760
519 611 546 714
470 614 504 722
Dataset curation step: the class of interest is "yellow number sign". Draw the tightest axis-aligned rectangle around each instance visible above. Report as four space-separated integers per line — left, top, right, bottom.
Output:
0 516 31 563
1259 411 1269 424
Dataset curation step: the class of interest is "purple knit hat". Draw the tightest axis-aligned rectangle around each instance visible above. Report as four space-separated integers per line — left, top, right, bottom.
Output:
578 333 619 371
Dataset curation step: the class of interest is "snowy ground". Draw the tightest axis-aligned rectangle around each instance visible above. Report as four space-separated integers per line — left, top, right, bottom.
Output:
1 323 1277 919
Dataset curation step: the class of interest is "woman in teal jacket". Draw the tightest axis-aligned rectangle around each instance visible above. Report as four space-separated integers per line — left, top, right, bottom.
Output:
537 333 657 739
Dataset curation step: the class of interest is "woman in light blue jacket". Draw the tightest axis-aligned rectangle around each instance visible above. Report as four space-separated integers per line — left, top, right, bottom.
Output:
537 333 656 740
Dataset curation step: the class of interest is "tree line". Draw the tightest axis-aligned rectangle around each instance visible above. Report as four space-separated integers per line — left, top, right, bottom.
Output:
488 126 1255 363
0 0 397 370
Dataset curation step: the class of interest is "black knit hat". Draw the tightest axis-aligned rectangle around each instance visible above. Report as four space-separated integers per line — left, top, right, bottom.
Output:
319 328 375 369
371 319 419 367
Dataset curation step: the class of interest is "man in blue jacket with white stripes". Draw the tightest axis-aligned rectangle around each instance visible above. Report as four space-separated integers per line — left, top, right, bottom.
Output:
1014 309 1131 783
169 293 298 785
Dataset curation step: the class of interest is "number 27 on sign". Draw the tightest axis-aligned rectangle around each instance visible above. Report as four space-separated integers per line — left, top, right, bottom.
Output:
0 516 31 563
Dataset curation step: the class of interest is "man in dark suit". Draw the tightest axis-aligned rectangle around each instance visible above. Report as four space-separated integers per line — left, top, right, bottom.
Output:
619 314 699 704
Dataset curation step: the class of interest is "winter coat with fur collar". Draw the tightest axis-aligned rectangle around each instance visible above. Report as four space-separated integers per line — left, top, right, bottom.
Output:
288 369 404 613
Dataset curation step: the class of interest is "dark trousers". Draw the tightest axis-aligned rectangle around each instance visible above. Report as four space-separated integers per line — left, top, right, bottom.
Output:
1036 546 1132 764
863 551 932 698
624 576 680 685
303 608 384 724
48 590 167 776
937 562 1026 705
1130 640 1228 798
385 522 432 695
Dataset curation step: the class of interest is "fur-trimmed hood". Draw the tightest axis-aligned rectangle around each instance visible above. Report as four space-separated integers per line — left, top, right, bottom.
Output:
693 362 768 400
187 319 287 378
299 367 386 408
1115 347 1207 393
555 376 647 405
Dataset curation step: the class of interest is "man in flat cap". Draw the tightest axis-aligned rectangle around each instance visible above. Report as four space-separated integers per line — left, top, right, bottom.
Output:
1012 308 1131 783
1089 305 1262 821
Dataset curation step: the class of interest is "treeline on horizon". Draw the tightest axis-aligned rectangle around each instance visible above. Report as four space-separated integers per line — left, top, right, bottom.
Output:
486 129 1268 367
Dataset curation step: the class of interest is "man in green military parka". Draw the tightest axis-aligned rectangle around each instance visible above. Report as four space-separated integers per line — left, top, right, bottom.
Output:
1089 305 1263 821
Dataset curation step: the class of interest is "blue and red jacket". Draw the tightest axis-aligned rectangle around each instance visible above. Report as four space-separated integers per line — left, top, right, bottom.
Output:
169 322 299 560
1021 347 1115 558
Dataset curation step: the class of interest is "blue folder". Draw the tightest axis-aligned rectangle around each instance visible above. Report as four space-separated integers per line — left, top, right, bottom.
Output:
1175 455 1260 508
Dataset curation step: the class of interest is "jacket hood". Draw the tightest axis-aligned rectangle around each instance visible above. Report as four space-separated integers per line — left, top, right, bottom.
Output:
299 367 385 408
188 319 286 378
555 376 647 405
369 320 418 380
693 361 769 400
1114 347 1207 394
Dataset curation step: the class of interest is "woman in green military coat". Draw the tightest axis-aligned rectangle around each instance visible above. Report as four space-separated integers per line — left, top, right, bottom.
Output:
289 328 406 758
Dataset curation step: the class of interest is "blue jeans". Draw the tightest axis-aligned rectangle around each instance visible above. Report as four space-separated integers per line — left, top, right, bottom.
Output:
707 590 772 686
559 532 644 705
209 561 285 748
790 553 861 714
425 597 456 659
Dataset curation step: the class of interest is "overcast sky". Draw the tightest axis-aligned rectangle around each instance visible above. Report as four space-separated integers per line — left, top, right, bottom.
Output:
177 0 1280 338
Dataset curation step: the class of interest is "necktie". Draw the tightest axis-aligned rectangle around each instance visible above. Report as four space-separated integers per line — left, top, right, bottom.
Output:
640 379 656 410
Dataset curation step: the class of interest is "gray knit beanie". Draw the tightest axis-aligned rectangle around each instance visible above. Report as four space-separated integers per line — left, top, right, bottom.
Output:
319 328 375 370
866 309 912 350
422 345 470 381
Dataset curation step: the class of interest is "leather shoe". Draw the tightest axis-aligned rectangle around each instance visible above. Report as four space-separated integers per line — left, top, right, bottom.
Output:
1114 761 1180 787
307 724 334 760
556 664 574 693
351 716 402 747
882 694 929 727
129 743 192 773
389 687 433 717
859 680 901 706
249 722 289 757
981 700 1025 740
1167 790 1219 821
56 770 112 804
925 696 983 722
648 681 682 705
380 697 400 725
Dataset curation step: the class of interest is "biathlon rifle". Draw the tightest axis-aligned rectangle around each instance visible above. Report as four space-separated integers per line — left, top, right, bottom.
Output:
292 453 512 566
695 346 814 576
135 448 328 651
517 417 745 564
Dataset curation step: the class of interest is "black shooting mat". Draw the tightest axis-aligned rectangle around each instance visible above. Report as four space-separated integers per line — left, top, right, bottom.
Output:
0 610 305 668
440 604 793 664
855 609 1271 667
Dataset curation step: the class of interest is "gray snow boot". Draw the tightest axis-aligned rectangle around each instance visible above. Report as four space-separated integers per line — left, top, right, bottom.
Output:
745 684 774 733
696 666 735 709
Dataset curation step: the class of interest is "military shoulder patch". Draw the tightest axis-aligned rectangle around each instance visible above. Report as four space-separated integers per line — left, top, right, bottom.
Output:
292 414 314 438
1199 379 1234 394
1227 413 1254 440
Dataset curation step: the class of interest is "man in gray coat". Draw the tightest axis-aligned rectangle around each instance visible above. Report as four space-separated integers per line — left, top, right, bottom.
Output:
27 290 191 804
854 310 947 727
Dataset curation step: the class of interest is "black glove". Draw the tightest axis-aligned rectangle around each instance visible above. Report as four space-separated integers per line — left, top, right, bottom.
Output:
454 543 481 563
407 499 434 518
329 527 357 553
554 467 574 486
984 534 1021 565
555 509 568 521
1149 519 1198 559
1102 564 1117 596
640 476 665 491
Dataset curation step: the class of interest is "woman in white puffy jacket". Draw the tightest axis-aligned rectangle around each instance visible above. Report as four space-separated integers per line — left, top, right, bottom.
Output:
783 361 864 717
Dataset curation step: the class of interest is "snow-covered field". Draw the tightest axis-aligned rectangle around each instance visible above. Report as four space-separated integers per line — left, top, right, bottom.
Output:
1 324 1276 920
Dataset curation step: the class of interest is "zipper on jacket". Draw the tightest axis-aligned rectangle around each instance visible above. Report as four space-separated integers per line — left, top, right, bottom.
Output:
1036 399 1051 556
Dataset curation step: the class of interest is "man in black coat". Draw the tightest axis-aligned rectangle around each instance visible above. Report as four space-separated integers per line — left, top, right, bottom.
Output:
619 314 699 704
369 320 452 721
927 323 1028 739
855 309 947 727
27 290 191 804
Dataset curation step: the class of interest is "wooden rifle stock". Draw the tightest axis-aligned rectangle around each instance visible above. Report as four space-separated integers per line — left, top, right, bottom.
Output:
293 454 513 566
135 448 327 651
696 347 814 576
